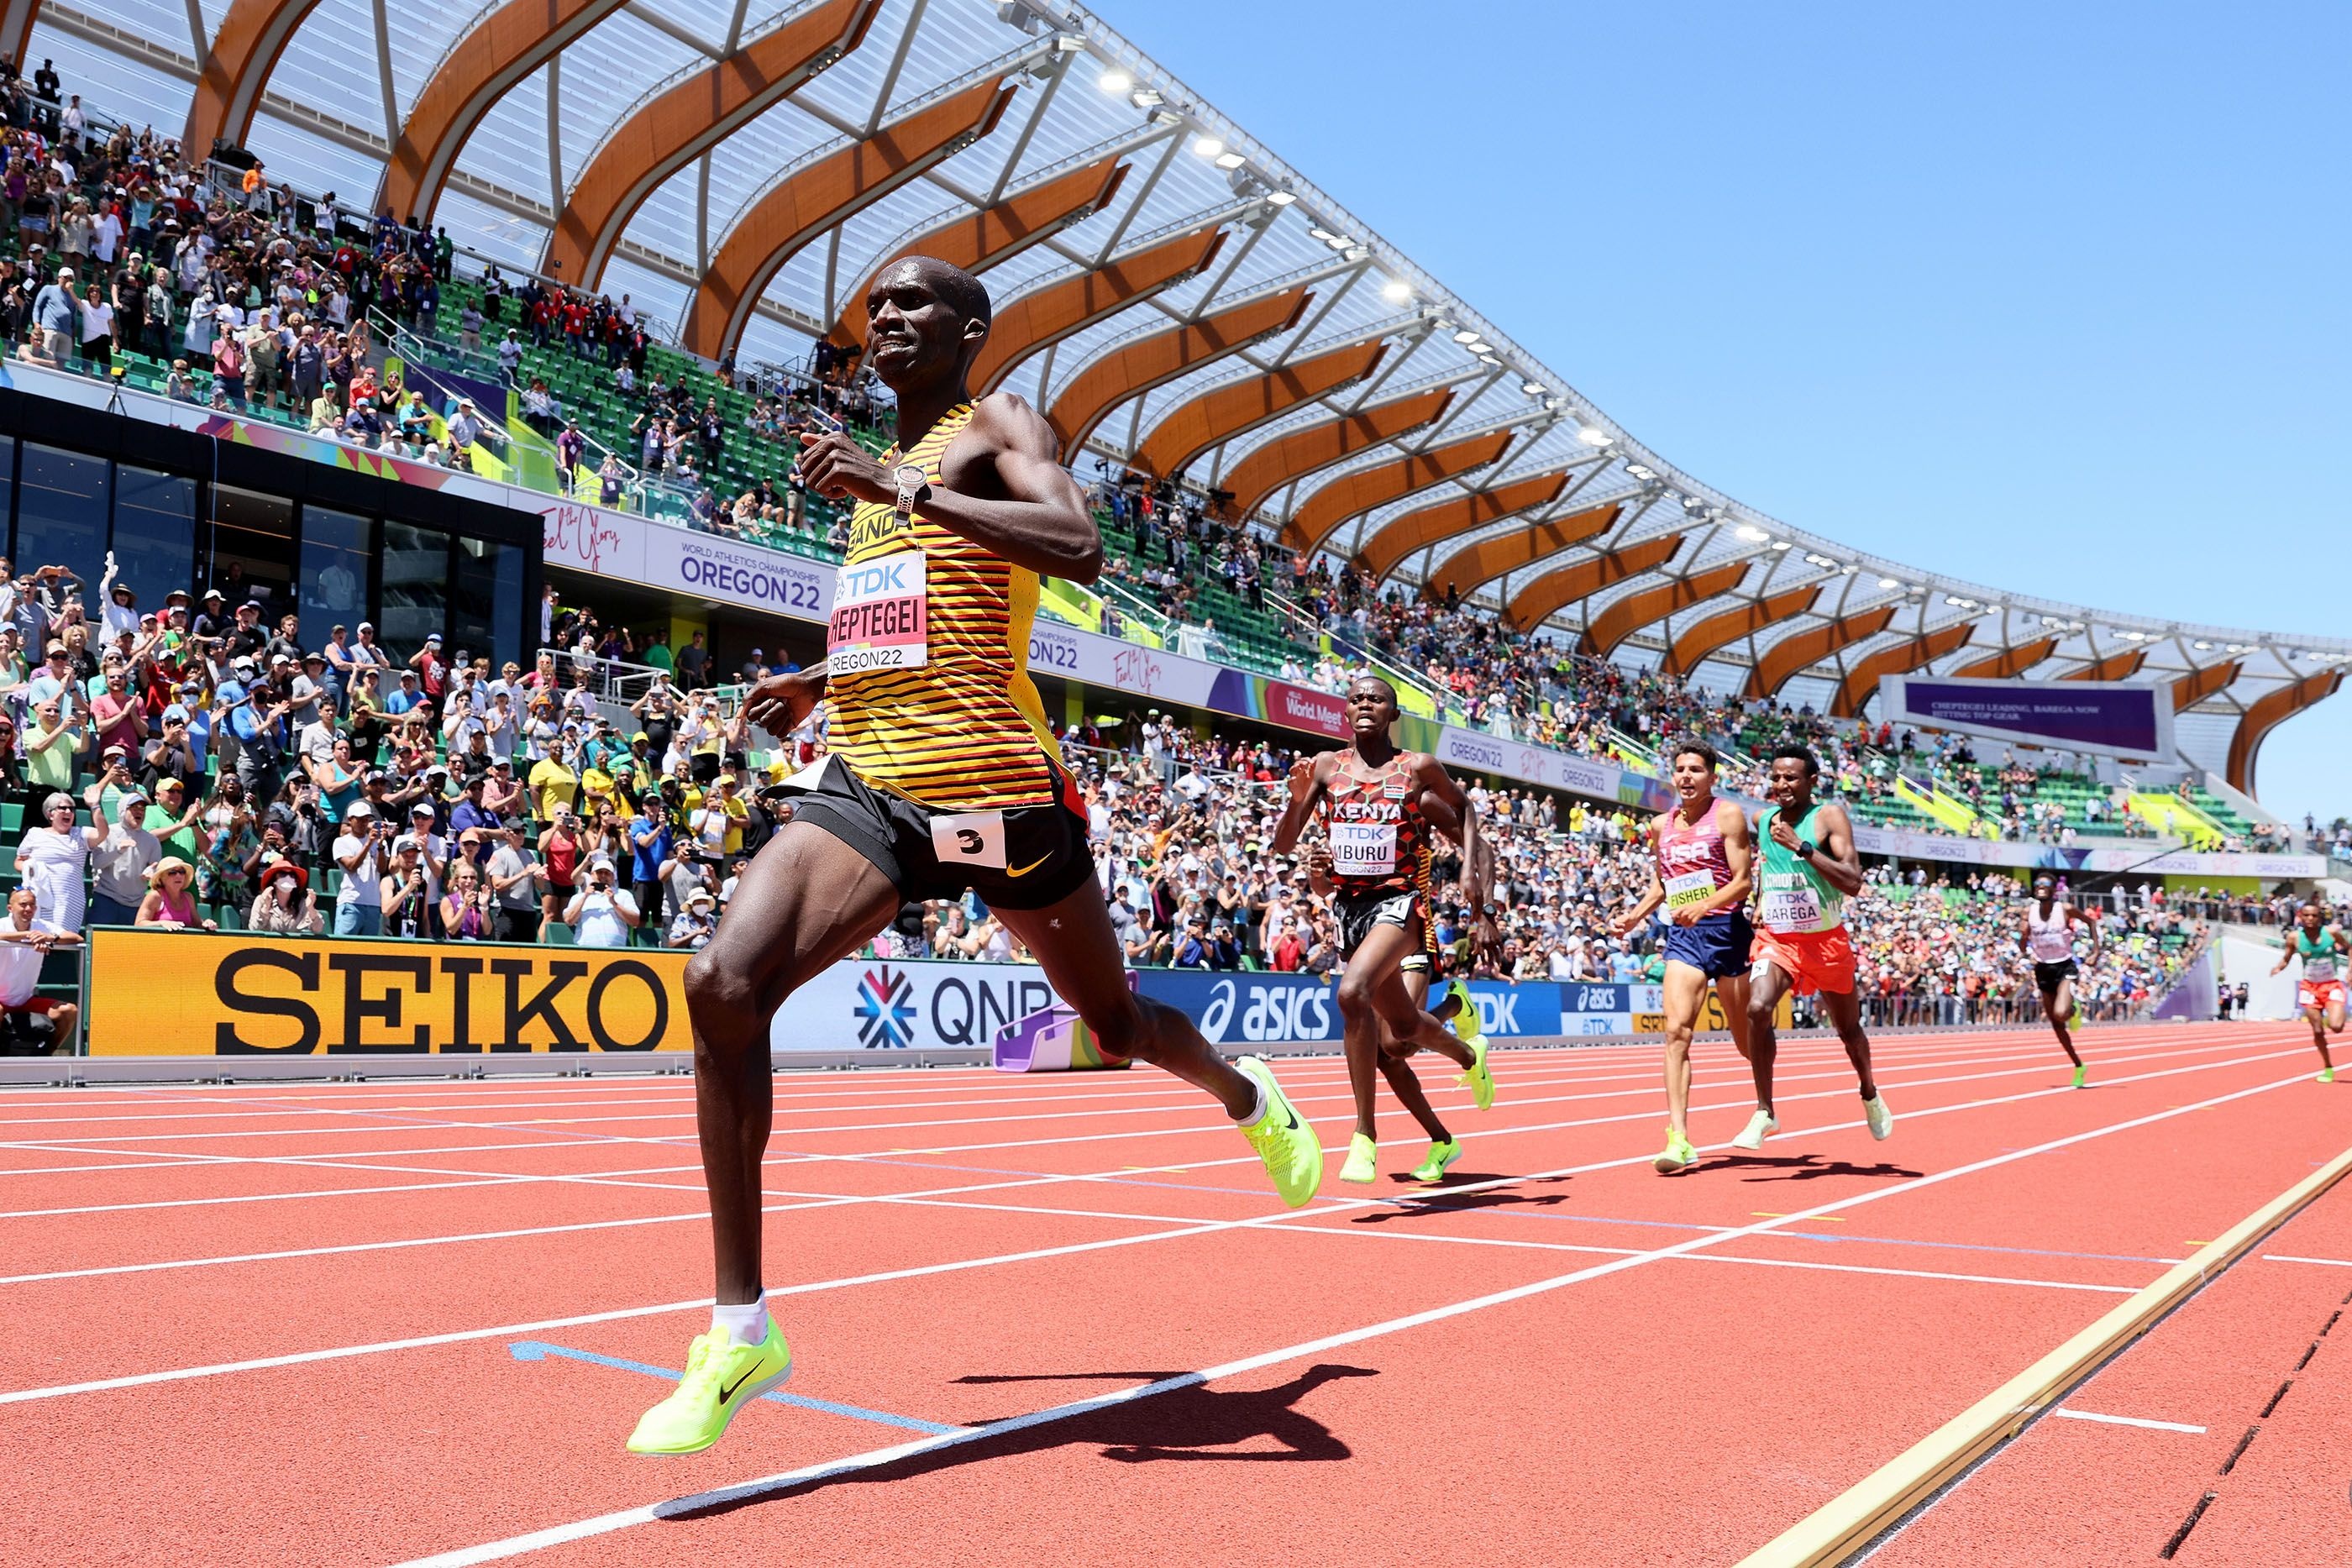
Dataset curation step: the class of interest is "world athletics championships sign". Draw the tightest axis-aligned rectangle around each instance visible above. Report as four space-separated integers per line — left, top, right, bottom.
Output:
1877 674 2173 760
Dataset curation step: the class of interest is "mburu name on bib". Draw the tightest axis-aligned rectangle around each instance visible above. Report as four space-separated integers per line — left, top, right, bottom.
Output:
1330 819 1398 877
828 551 928 676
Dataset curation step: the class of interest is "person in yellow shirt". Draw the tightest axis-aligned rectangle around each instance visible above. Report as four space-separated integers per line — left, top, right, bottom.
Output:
528 747 579 822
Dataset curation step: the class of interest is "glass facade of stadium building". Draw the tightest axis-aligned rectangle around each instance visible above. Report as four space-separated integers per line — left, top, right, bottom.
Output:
0 390 540 667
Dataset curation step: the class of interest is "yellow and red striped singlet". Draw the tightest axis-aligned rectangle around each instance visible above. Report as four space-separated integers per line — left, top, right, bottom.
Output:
823 403 1058 810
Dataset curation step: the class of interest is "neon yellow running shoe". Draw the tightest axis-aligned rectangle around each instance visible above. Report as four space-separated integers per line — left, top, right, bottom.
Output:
1455 1036 1496 1112
1652 1126 1698 1175
625 1318 792 1455
1236 1056 1324 1207
2071 1063 2088 1089
1340 1131 1378 1184
1445 979 1484 1046
2320 1066 2336 1084
1410 1139 1463 1183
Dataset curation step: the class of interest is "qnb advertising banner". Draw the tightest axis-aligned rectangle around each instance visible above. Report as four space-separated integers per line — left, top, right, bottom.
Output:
1878 674 2174 760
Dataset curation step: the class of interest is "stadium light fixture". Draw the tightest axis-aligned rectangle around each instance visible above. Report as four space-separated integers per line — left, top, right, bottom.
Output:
2193 640 2212 650
1521 380 1546 396
1478 354 1501 365
1735 524 1771 542
1769 540 1793 551
1055 34 1086 51
1577 426 1612 447
1193 135 1225 158
1097 66 1133 93
1879 577 1902 589
1265 190 1296 206
1379 278 1413 303
1452 328 1480 343
1625 464 1655 480
1215 152 1247 170
1130 87 1164 108
1310 227 1339 243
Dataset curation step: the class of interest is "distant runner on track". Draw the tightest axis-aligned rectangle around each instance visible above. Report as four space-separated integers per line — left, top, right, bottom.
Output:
1743 744 1893 1146
2023 874 2099 1088
2271 901 2347 1083
1271 674 1494 1186
1610 738 1755 1173
624 257 1324 1459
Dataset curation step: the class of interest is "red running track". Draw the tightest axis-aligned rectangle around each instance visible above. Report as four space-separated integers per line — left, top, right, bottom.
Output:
0 1021 2340 1567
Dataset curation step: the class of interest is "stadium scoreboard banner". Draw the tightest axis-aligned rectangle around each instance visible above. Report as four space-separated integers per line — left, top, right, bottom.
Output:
1877 674 2173 760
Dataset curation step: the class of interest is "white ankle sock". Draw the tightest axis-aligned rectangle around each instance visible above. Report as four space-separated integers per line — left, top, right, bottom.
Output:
711 1293 768 1347
1236 1074 1269 1128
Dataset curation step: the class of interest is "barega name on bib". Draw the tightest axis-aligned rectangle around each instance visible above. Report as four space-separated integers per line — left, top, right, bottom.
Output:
828 551 927 676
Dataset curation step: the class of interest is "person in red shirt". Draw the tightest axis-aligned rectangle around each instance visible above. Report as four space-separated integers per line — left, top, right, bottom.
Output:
1269 916 1305 972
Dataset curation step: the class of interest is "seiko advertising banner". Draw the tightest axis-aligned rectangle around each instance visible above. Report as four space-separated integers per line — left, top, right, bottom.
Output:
1877 674 2173 759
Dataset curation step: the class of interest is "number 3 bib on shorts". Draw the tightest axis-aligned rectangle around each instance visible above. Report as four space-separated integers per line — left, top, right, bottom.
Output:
828 552 928 676
928 810 1006 871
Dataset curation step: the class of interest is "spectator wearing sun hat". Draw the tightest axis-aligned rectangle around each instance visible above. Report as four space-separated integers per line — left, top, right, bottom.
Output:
134 857 215 931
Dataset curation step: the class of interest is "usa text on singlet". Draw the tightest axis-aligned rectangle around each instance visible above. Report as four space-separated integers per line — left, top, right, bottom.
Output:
823 404 1058 810
1655 803 1734 915
1325 750 1430 898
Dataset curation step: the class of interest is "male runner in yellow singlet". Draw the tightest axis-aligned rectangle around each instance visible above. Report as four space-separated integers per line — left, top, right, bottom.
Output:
1271 675 1495 1185
626 258 1324 1456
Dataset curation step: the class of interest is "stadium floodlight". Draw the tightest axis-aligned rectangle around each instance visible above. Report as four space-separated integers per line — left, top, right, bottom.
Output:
2225 642 2248 653
1097 66 1133 93
1265 190 1296 205
1193 135 1225 158
1478 354 1501 365
1379 277 1413 303
1130 87 1163 108
1770 540 1793 551
1055 34 1086 50
1577 425 1612 447
1625 464 1655 480
1879 577 1902 589
1215 152 1247 170
1806 553 1839 569
1451 329 1479 343
1520 380 1546 396
1310 227 1339 243
1735 523 1771 542
2193 640 2212 650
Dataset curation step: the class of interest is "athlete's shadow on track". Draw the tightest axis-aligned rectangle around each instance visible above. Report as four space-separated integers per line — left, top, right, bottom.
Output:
661 1366 1379 1522
1708 1153 1923 1183
1347 1174 1577 1223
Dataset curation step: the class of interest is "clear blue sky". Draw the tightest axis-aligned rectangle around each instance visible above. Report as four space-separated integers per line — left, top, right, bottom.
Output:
1105 0 2349 825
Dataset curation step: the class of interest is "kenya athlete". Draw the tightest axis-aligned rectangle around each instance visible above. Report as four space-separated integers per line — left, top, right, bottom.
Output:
1271 675 1495 1185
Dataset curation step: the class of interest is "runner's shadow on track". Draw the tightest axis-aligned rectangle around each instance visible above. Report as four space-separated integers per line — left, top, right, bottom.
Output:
1709 1154 1923 1183
1347 1180 1578 1223
657 1366 1380 1523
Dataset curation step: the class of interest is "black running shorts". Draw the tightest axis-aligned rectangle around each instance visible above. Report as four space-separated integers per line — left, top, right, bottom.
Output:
779 753 1095 911
1336 889 1422 959
2034 958 2077 994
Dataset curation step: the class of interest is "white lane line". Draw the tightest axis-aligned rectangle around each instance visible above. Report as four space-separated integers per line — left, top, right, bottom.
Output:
2050 1408 2208 1434
2264 1255 2352 1268
0 1035 2297 1238
1278 1219 2143 1294
0 1047 2304 1405
0 1032 2278 1229
384 1067 2312 1568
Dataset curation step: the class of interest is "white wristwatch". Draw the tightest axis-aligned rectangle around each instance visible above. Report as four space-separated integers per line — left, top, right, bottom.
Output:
892 464 928 521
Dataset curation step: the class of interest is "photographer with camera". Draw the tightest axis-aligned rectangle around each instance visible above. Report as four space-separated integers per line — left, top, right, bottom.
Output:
328 800 386 936
564 854 639 949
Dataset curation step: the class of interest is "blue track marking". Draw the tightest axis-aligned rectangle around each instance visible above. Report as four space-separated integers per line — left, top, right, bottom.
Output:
507 1340 968 1435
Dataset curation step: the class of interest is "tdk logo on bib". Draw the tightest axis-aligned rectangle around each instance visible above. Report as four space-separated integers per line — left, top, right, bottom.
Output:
828 551 929 675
